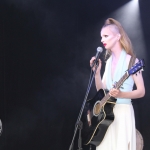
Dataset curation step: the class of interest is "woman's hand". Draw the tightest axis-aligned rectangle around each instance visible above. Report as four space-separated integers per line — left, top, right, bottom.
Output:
109 88 121 98
90 57 102 74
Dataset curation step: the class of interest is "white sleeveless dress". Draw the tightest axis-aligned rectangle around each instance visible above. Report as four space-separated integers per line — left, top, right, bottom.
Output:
96 50 136 150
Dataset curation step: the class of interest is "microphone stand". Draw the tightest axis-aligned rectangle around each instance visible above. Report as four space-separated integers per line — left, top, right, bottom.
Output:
69 61 99 150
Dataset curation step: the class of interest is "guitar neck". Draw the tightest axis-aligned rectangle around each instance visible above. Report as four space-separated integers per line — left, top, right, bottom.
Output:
101 72 129 106
116 72 129 89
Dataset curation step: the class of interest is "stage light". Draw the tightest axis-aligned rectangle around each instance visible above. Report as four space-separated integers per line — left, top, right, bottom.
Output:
110 0 146 60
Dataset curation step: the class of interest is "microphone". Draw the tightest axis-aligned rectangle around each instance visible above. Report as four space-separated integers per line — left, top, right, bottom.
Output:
91 47 103 68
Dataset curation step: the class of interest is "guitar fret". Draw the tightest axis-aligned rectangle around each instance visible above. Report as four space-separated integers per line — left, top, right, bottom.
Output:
101 94 110 105
116 72 128 89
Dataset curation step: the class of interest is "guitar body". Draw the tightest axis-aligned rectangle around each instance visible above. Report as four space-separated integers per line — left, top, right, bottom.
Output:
81 89 117 146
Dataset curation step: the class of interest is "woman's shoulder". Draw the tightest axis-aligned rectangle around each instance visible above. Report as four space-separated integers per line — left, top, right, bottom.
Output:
126 54 138 65
126 54 131 63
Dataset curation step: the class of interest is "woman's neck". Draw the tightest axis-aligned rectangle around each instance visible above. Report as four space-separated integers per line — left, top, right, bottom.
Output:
111 43 123 61
111 49 122 61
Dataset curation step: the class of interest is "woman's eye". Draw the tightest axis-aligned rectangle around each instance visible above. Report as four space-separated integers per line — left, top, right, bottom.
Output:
104 35 108 38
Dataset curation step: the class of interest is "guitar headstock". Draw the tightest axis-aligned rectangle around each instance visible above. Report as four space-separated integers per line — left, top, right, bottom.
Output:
128 59 145 75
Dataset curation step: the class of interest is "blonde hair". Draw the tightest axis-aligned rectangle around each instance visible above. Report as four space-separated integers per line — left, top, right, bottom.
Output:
102 18 135 60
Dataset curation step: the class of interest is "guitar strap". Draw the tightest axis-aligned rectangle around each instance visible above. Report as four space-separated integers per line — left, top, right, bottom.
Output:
128 55 136 70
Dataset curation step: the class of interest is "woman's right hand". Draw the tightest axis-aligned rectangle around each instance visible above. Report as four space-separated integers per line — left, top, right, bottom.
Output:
90 56 102 74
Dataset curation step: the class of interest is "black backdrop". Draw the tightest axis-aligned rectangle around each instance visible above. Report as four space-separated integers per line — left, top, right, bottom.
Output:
0 0 150 150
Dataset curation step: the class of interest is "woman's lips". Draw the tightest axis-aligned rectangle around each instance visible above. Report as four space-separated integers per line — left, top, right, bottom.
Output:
103 43 107 47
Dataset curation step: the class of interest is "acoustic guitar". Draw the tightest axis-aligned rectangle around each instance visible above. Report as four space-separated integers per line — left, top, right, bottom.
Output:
81 59 145 146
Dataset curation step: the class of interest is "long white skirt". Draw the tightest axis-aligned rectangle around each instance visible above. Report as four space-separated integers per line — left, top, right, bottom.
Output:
96 104 136 150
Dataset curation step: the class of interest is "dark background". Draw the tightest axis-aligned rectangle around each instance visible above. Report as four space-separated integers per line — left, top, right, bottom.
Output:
0 0 150 150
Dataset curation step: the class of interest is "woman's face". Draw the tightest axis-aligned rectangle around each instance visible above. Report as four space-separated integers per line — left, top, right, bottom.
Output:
100 26 119 50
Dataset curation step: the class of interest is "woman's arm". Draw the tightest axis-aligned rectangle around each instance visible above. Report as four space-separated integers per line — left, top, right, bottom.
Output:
109 58 145 99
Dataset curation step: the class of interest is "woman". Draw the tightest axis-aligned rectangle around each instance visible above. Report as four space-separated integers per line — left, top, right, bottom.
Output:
90 18 145 150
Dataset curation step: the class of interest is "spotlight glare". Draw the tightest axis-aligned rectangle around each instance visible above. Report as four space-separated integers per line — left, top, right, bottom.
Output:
111 0 147 60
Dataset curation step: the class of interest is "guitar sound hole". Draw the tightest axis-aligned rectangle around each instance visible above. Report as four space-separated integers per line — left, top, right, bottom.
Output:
93 101 101 116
